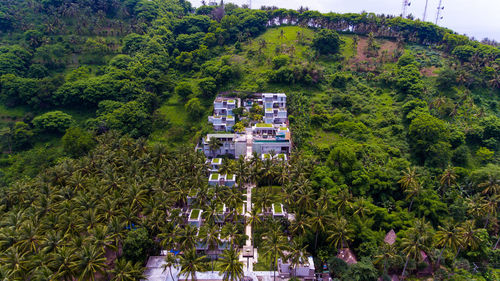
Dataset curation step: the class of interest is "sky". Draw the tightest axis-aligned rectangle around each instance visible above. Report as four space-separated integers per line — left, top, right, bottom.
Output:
190 0 500 41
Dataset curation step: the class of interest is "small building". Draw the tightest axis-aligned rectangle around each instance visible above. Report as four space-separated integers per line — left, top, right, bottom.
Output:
143 255 179 281
278 256 315 280
188 209 203 228
272 203 285 218
208 158 223 172
208 173 236 187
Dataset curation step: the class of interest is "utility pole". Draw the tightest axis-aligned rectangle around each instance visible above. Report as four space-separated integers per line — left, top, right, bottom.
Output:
423 0 429 21
435 0 444 25
401 0 410 18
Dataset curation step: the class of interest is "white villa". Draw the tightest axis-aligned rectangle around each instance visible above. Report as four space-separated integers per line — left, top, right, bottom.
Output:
202 134 246 158
208 97 241 132
262 93 287 125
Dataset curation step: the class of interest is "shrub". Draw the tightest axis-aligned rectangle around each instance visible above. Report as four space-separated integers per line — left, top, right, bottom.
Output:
32 111 74 134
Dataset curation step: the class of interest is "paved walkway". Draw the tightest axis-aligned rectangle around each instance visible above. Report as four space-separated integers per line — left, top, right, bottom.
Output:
241 182 256 272
245 128 253 159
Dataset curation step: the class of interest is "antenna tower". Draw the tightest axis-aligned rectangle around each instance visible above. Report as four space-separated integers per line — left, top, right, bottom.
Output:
423 0 429 21
435 0 444 24
401 0 410 18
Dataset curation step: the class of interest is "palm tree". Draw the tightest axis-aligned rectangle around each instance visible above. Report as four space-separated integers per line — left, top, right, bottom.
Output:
177 225 198 252
72 245 107 281
218 246 244 281
199 224 222 271
161 253 178 281
246 207 261 246
286 238 308 278
208 137 222 158
290 213 310 238
398 167 419 190
50 246 77 281
179 248 206 281
374 243 400 276
261 227 289 281
434 221 461 266
112 258 145 281
439 166 457 195
478 175 500 195
326 217 354 252
308 204 332 251
400 219 432 279
453 220 482 266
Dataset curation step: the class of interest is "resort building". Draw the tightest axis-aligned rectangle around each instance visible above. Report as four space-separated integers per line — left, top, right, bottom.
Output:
262 93 287 125
188 209 203 228
208 173 236 187
202 134 246 158
208 97 240 132
277 256 316 280
252 125 291 155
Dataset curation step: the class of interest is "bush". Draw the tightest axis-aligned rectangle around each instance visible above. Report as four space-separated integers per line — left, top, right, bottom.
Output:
175 82 193 101
198 77 217 98
32 111 74 134
272 55 290 70
185 98 204 120
312 29 343 55
123 228 154 263
62 127 95 157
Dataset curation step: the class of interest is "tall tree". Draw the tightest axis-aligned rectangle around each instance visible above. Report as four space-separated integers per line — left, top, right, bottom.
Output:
218 246 244 281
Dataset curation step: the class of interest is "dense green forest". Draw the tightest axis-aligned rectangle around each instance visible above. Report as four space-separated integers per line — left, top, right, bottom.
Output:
0 0 499 280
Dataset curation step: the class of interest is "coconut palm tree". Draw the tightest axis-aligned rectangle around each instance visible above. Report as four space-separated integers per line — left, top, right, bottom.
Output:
478 175 500 195
177 225 199 252
434 221 461 266
111 258 145 281
71 245 107 281
179 248 206 281
439 166 457 196
453 220 482 266
400 219 432 279
308 204 332 251
290 213 310 238
261 227 289 281
219 246 244 281
286 238 308 278
161 253 178 281
374 243 400 276
246 207 262 246
326 217 354 252
208 137 222 158
199 224 222 271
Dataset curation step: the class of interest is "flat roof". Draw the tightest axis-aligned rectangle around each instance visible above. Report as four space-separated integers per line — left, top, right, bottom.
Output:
206 134 236 139
255 123 273 128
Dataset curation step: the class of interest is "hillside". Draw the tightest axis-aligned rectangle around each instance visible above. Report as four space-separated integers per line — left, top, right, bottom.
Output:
0 1 499 280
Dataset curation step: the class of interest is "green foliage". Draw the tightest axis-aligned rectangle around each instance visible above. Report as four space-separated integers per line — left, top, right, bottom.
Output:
123 228 154 264
198 77 218 98
90 101 153 138
394 64 425 98
397 53 417 67
476 147 494 163
312 29 343 55
408 113 449 166
343 258 378 281
175 82 194 101
272 55 290 70
62 127 95 157
185 98 204 120
32 111 74 134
